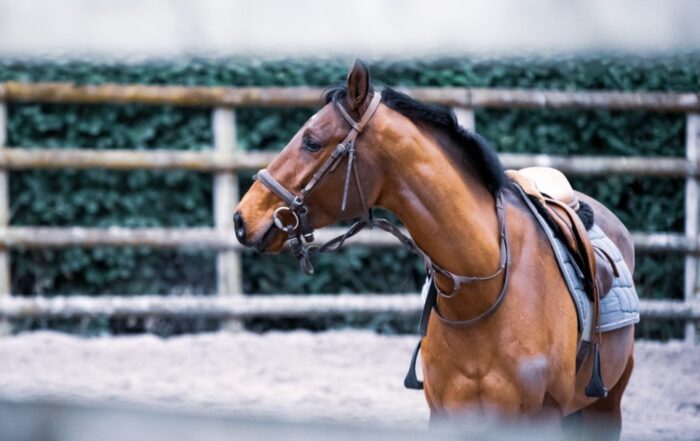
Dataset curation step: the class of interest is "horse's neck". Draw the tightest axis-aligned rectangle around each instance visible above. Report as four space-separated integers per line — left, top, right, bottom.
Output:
376 127 505 318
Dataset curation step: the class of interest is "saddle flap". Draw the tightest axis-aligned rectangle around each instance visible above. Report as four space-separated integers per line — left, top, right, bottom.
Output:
593 246 619 298
543 197 600 300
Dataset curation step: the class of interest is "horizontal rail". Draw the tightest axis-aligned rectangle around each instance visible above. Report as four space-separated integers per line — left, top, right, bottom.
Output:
0 227 241 249
0 227 691 254
637 299 700 320
499 154 692 177
0 294 696 321
0 148 694 177
630 232 698 254
0 148 275 172
0 294 422 319
2 82 699 112
0 226 403 249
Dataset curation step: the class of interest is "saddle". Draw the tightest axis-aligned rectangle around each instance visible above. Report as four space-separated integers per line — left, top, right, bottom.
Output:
507 167 619 301
507 167 619 398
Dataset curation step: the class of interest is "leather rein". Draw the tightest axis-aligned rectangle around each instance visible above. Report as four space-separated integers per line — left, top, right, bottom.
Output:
253 91 512 322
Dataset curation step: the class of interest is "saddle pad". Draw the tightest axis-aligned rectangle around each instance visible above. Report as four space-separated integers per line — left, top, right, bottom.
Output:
517 187 640 334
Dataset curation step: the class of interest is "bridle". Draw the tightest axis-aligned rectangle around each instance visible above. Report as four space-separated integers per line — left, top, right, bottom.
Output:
253 88 511 318
254 91 382 274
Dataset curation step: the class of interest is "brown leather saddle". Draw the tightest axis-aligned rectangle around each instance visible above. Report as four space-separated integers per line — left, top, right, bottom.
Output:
507 167 619 302
508 167 619 398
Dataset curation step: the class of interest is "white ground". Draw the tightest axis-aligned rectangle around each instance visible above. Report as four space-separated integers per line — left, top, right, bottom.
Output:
0 331 698 441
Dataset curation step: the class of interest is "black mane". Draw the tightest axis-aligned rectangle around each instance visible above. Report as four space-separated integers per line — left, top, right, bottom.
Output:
324 86 507 194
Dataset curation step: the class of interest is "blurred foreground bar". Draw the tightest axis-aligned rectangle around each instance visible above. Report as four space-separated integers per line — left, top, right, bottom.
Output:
0 397 581 441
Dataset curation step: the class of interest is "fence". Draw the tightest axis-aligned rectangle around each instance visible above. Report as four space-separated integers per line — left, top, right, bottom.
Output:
0 82 698 340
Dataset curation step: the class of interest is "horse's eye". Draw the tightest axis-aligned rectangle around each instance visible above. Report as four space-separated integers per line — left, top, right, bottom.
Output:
302 137 322 153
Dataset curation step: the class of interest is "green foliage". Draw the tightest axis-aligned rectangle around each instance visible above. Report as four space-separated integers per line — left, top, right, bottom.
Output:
0 54 696 332
6 101 214 295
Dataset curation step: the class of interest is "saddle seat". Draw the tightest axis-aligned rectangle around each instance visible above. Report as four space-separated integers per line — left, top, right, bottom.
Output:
516 167 579 211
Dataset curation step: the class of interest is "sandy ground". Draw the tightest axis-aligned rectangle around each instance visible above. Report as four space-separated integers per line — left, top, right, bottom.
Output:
0 331 697 441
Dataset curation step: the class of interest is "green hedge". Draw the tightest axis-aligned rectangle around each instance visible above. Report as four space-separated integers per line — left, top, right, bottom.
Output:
1 55 697 335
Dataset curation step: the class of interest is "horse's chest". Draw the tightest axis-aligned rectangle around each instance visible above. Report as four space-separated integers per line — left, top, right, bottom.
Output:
421 335 553 413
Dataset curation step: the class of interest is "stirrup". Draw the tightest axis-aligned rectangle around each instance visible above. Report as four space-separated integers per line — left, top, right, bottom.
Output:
585 342 608 398
403 339 424 390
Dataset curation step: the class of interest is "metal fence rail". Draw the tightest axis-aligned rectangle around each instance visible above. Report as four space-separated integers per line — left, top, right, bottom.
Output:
0 82 698 339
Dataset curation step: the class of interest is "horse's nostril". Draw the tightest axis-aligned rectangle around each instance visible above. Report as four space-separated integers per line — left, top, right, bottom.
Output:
233 211 247 245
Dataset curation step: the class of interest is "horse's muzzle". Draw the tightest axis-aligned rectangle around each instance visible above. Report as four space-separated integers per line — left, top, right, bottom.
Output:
234 212 284 254
233 211 248 246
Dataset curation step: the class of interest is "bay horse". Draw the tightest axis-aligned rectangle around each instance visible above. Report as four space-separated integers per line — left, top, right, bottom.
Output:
233 60 635 440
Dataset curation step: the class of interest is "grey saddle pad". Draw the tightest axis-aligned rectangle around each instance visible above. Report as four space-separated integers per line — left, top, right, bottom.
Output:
518 188 640 334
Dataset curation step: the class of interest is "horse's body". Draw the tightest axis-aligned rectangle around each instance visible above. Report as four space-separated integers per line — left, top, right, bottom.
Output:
234 60 635 440
420 186 634 427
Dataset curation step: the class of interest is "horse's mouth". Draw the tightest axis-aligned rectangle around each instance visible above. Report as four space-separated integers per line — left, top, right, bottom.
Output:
252 223 287 254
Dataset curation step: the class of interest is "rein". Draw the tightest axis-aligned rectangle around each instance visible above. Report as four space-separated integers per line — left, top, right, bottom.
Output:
253 88 511 311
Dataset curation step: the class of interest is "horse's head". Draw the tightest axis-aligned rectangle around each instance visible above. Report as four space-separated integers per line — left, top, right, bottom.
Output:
234 59 389 255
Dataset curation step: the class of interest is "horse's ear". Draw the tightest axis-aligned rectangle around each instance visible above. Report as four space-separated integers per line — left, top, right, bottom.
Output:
346 58 371 112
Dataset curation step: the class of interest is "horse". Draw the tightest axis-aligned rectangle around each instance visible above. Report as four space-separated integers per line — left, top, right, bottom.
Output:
233 59 635 440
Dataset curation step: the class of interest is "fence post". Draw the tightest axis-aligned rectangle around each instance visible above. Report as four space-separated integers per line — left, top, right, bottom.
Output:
0 102 10 335
453 107 475 131
685 114 700 344
213 108 242 330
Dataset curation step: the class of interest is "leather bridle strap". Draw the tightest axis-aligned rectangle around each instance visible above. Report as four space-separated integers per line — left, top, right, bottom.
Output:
432 194 508 296
256 169 298 206
253 92 382 274
309 192 511 302
304 91 383 208
403 191 511 390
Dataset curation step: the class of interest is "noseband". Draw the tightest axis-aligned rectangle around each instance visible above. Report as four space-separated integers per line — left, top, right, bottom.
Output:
254 92 382 273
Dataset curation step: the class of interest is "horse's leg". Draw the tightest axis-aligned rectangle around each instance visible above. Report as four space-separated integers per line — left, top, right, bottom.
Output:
578 355 634 441
423 380 443 428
